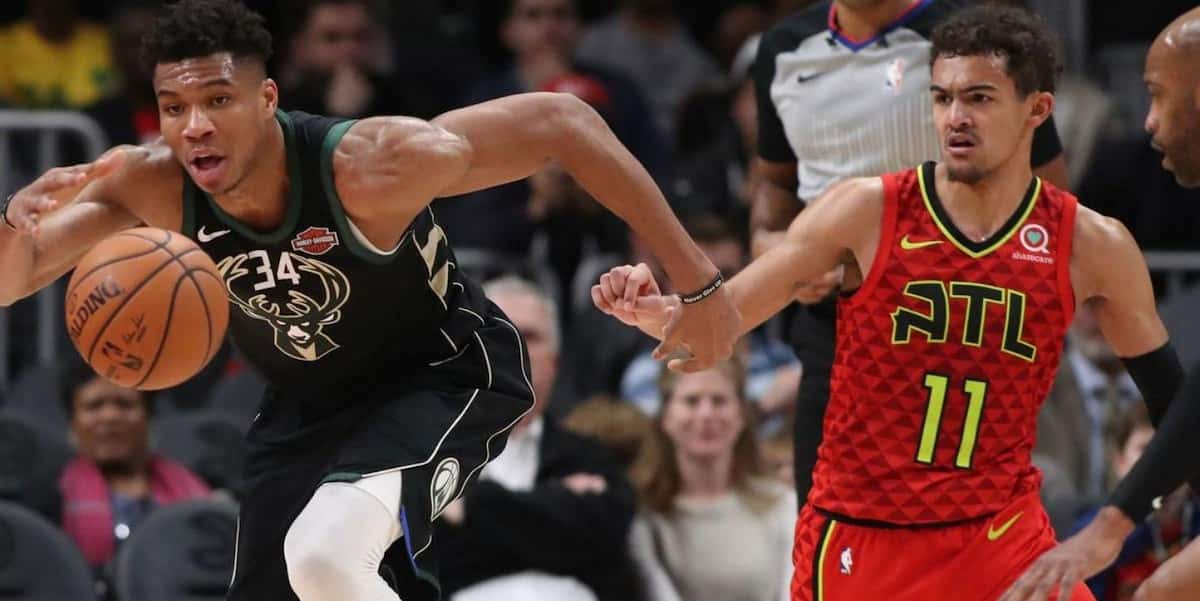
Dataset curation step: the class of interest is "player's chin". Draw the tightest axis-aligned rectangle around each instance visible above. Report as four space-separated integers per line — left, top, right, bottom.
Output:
945 161 985 185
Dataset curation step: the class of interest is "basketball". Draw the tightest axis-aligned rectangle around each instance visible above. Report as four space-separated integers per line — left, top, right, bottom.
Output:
65 227 229 390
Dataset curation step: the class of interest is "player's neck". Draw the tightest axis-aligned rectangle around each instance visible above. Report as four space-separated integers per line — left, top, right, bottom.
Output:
935 159 1034 243
833 0 918 42
675 451 733 499
211 119 290 232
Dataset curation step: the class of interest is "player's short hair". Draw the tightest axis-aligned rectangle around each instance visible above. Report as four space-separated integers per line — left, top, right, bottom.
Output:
141 0 274 74
482 275 561 353
929 4 1062 95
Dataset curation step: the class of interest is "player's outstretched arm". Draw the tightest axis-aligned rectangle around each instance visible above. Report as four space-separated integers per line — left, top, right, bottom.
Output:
364 92 741 371
0 148 144 306
999 209 1189 601
594 178 881 367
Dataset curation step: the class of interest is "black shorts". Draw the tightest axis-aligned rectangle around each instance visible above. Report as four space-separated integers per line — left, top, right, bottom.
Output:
225 309 534 601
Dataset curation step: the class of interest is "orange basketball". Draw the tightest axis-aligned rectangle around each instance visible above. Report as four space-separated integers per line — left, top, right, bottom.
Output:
65 227 230 390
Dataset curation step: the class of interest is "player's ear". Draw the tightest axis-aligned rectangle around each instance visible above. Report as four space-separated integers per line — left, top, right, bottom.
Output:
261 77 279 116
1027 91 1054 129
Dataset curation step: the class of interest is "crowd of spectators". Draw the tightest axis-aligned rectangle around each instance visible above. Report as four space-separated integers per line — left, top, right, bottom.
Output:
0 1 1199 600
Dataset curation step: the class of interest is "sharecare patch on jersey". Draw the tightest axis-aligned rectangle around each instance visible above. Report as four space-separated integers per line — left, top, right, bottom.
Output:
291 226 340 256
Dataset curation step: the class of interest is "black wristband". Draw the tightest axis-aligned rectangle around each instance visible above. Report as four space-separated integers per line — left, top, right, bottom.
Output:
1107 347 1198 522
0 194 16 231
1123 343 1184 426
679 272 724 305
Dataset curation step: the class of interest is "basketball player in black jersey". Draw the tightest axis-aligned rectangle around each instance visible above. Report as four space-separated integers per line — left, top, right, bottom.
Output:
1002 7 1200 601
0 1 741 600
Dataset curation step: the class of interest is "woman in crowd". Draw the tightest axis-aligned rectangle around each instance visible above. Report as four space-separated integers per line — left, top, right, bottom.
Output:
629 357 795 601
57 361 211 572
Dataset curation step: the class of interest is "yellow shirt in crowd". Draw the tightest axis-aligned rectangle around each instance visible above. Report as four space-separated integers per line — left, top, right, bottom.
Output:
0 21 116 109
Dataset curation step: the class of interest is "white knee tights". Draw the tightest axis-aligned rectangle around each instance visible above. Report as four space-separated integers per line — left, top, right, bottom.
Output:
283 472 405 601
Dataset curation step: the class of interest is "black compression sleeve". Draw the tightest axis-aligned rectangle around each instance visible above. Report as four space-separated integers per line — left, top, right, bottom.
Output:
1107 345 1200 521
1123 342 1184 426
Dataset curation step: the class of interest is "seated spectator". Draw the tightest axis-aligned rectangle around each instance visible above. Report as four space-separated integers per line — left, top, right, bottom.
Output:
0 0 116 109
669 33 761 222
629 357 795 601
436 0 669 258
1076 403 1200 601
575 0 720 142
279 0 436 119
85 1 162 147
562 394 654 472
437 277 640 601
57 362 211 571
1036 304 1139 532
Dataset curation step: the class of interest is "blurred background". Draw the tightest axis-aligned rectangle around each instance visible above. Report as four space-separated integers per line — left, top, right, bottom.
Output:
0 1 1199 601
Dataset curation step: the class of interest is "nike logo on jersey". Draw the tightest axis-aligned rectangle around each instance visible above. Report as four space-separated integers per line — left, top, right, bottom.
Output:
796 71 826 84
987 511 1023 541
197 226 231 243
899 235 943 250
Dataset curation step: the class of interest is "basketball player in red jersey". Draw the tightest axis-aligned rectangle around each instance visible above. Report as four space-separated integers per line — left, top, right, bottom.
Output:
593 5 1186 600
1004 7 1200 601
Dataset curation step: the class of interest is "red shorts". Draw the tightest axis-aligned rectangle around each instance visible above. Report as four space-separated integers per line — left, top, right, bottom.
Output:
792 493 1096 601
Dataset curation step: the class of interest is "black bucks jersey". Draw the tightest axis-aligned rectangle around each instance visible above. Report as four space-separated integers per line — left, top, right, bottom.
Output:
182 110 493 403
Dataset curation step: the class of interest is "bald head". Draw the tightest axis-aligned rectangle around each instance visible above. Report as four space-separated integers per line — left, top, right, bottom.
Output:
1157 7 1200 57
1144 7 1200 188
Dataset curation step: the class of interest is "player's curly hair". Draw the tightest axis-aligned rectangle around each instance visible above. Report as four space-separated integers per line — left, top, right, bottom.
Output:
140 0 273 73
930 3 1062 96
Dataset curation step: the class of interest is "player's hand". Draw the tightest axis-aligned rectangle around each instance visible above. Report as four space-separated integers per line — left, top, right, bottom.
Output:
998 506 1134 601
792 266 843 304
654 277 740 373
5 150 126 237
592 263 677 335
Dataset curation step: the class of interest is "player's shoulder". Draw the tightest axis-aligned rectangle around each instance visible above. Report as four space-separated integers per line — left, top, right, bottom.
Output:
800 176 885 231
333 115 467 175
813 176 886 208
1072 204 1135 253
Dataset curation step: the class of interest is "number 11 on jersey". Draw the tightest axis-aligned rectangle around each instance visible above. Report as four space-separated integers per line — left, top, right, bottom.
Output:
916 373 987 469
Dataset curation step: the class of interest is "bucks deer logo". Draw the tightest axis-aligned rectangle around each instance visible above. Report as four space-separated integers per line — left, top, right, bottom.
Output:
218 252 351 361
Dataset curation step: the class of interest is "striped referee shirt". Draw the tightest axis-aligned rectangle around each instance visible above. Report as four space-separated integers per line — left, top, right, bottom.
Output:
754 0 1062 203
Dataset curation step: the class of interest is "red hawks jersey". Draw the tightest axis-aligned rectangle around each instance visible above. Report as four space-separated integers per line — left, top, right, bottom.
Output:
810 161 1078 525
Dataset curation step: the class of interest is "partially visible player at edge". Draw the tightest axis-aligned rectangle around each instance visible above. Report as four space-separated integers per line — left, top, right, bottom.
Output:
1002 6 1200 601
0 1 740 600
594 6 1186 601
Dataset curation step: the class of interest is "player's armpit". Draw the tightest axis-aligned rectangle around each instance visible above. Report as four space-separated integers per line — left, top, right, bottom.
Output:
729 177 882 336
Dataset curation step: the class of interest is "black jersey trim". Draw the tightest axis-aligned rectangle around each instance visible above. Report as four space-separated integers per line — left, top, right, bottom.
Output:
917 161 1040 259
200 110 304 244
318 119 407 265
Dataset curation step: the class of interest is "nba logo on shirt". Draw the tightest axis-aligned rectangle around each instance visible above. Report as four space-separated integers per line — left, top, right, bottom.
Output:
885 58 906 94
840 547 853 575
